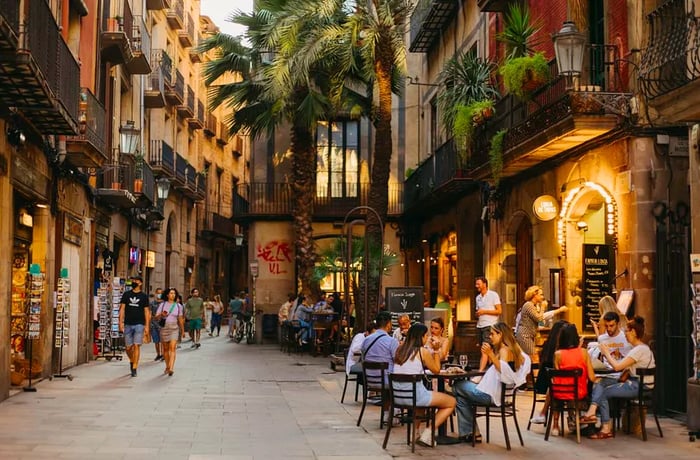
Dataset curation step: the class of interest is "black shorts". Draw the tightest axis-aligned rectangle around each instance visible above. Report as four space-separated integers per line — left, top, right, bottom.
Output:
477 326 492 345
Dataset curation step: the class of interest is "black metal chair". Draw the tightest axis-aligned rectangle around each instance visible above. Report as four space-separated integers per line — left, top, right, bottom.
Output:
545 367 586 443
527 362 548 430
357 361 389 428
382 373 437 453
470 375 524 450
340 348 362 404
613 367 663 441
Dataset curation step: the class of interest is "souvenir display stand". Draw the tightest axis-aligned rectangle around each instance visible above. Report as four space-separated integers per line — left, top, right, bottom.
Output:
24 265 44 392
51 269 73 380
689 284 700 441
96 276 125 361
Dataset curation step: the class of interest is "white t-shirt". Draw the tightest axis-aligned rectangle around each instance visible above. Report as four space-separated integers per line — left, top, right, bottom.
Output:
476 289 501 329
346 332 366 375
598 330 632 359
626 343 656 385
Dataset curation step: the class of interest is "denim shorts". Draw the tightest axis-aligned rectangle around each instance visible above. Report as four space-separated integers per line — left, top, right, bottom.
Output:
124 324 145 346
149 326 160 343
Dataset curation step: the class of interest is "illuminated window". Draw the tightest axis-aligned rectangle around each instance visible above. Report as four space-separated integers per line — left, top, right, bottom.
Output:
316 121 359 198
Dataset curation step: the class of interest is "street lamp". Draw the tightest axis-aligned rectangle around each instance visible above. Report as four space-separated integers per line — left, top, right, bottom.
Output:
234 233 244 247
119 120 140 155
156 177 171 201
249 259 259 344
552 21 586 87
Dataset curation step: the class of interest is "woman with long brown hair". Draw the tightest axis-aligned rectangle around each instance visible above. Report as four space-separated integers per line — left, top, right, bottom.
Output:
155 288 185 376
393 323 456 447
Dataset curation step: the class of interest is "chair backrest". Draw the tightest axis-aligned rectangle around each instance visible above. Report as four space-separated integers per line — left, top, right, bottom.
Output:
388 373 421 409
547 368 583 402
635 367 656 399
363 361 389 391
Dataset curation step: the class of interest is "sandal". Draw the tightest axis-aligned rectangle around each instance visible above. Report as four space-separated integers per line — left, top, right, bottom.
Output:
588 431 613 440
579 415 598 424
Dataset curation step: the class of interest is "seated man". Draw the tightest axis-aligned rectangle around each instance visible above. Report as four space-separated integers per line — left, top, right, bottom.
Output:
595 311 632 377
392 314 411 344
361 311 399 422
293 295 315 345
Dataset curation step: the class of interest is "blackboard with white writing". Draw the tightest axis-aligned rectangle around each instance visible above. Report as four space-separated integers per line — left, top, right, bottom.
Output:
385 287 424 327
583 244 613 329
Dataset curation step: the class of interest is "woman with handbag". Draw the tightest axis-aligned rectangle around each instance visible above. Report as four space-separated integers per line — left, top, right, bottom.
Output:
392 323 456 447
156 288 185 376
579 316 656 439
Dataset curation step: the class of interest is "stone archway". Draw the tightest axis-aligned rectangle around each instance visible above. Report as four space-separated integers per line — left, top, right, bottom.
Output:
502 211 533 324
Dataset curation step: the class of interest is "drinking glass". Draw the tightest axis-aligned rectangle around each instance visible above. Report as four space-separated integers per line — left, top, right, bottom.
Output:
459 354 468 369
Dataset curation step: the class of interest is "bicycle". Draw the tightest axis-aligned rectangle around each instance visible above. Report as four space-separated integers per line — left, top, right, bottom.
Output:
233 313 254 344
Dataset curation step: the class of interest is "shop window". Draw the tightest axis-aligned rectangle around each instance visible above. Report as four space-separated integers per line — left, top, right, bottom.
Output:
316 120 359 198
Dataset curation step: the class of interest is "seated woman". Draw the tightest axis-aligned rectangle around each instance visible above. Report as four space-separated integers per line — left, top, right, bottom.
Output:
425 317 450 362
530 320 569 425
579 316 656 439
392 323 456 447
452 322 531 443
549 323 596 435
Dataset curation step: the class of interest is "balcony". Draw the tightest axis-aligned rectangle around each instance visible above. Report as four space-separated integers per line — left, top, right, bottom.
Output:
232 182 403 222
101 4 133 66
195 174 206 201
165 69 184 106
189 35 202 63
94 156 138 209
148 139 175 177
177 84 194 118
477 0 510 12
146 0 171 10
216 121 229 145
65 88 108 167
145 56 166 108
0 0 79 135
133 160 155 208
201 212 235 240
178 13 195 48
409 0 460 53
404 139 480 216
166 0 184 30
126 16 152 75
173 152 187 187
639 0 700 122
188 99 204 129
468 54 630 182
204 112 217 137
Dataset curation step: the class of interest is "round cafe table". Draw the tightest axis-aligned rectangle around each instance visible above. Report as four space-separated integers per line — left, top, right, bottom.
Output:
428 367 479 445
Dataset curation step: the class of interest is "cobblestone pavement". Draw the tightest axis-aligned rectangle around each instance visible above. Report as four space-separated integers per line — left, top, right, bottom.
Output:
0 335 698 459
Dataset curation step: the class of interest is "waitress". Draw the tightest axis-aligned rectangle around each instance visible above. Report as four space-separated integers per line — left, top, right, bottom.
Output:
515 285 567 358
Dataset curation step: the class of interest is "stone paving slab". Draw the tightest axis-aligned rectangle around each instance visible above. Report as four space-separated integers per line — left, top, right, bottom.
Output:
0 336 697 459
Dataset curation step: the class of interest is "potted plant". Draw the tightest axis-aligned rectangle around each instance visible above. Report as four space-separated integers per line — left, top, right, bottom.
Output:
488 129 507 186
453 99 496 162
133 152 144 193
499 52 550 98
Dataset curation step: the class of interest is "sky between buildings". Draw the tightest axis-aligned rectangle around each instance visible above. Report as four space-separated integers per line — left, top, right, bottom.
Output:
200 0 253 37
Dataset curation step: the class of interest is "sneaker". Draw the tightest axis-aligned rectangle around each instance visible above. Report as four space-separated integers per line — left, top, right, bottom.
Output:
530 414 546 424
195 343 201 349
417 429 434 447
190 344 196 349
131 368 137 377
129 362 133 372
154 355 162 361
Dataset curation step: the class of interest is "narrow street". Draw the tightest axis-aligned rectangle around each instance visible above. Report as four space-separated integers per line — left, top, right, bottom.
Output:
0 335 698 459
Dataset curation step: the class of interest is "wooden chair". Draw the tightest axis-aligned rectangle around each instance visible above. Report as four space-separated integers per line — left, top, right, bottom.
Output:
527 362 548 430
470 376 524 450
340 348 362 404
545 368 586 443
613 367 663 441
382 374 437 453
357 361 389 428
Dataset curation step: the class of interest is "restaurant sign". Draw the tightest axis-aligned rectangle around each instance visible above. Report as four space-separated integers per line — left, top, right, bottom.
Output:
583 244 614 329
532 195 559 221
385 287 424 328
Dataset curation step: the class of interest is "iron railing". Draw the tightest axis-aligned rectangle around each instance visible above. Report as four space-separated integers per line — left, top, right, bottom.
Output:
203 211 235 237
639 0 698 99
197 100 205 123
130 15 151 62
204 112 217 136
186 84 195 114
98 155 135 192
148 140 175 176
173 69 185 99
71 87 107 156
136 160 156 204
175 152 188 185
0 0 20 37
167 0 184 26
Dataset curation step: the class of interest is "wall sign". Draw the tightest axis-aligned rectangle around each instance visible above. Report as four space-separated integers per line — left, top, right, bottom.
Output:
385 287 424 327
583 244 614 329
533 195 559 221
63 213 83 246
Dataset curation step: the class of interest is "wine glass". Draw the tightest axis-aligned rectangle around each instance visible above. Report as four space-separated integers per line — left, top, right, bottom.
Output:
459 354 468 369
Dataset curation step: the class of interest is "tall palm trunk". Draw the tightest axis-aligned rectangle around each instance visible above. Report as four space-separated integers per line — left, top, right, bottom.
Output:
361 39 395 327
290 122 317 296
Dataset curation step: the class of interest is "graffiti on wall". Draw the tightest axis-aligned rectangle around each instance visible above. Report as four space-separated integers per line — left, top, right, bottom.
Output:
256 240 292 275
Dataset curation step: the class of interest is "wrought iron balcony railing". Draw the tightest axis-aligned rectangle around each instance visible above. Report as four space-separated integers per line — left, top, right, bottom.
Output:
145 55 166 108
134 159 155 207
94 152 138 208
146 0 171 10
127 15 152 75
149 139 175 177
178 12 194 47
201 211 235 239
216 121 229 145
409 0 459 53
166 69 185 105
166 0 184 29
233 182 403 221
0 0 79 134
204 112 217 136
65 88 108 167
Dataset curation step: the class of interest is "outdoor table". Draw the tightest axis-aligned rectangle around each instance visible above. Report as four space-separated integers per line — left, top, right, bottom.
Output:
428 367 478 445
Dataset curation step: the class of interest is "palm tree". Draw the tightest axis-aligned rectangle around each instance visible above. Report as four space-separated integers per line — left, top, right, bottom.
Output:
198 2 339 296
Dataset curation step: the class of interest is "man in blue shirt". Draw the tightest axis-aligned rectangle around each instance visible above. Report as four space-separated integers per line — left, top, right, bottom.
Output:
361 311 398 378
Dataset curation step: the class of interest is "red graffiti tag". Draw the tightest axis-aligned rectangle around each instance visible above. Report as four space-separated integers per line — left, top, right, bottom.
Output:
256 241 293 263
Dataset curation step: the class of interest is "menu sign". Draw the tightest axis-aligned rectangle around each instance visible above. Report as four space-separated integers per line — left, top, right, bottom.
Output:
385 287 424 327
583 244 613 329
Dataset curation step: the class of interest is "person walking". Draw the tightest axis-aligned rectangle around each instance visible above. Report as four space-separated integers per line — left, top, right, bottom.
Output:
228 292 243 339
209 294 224 336
150 288 164 361
118 276 150 377
156 288 185 376
185 288 206 348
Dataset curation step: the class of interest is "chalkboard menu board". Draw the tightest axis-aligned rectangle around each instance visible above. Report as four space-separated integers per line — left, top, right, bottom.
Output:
583 244 613 329
385 287 424 327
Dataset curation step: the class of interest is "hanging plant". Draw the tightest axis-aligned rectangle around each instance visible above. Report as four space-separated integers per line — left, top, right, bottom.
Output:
499 52 549 99
489 129 507 186
453 100 496 162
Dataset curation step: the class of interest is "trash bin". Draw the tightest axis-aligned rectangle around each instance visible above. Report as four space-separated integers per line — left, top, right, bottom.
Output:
262 314 278 342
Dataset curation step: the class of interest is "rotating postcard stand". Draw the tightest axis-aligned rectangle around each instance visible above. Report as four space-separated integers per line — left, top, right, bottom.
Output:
95 274 123 361
24 265 44 392
51 268 73 381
